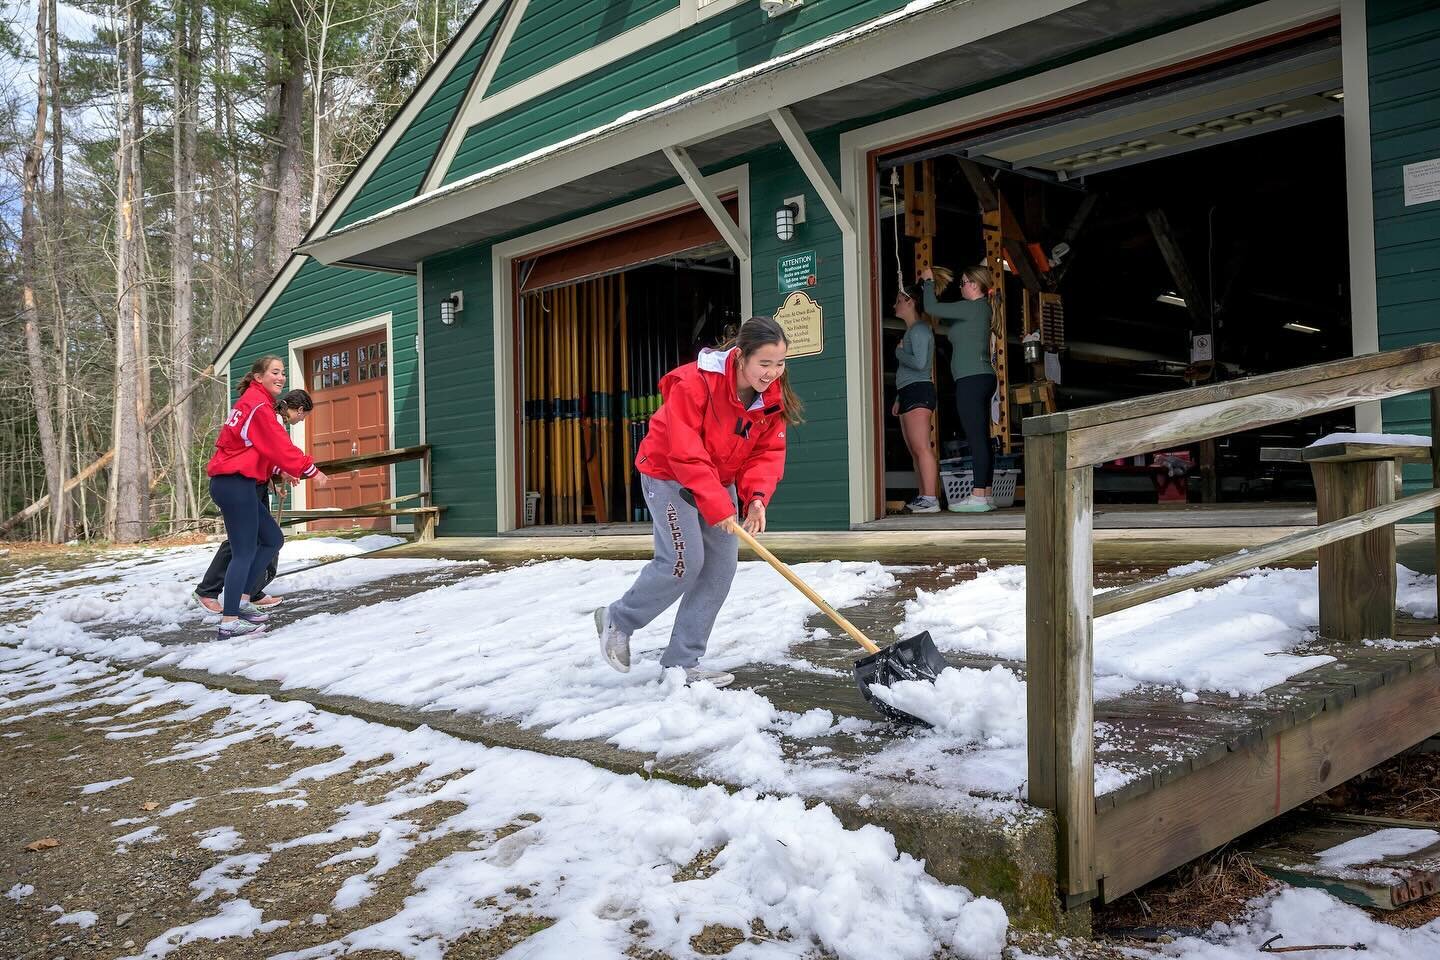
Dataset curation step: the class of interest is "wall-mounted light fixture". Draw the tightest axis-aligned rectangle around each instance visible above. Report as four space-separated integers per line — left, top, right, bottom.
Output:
1283 321 1322 334
440 291 464 326
775 195 806 242
1156 291 1187 308
760 0 804 18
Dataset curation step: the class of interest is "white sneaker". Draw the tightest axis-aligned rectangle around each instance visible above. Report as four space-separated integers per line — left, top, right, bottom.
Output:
594 607 631 673
947 495 994 513
237 600 270 623
907 496 940 514
216 618 266 640
684 667 735 689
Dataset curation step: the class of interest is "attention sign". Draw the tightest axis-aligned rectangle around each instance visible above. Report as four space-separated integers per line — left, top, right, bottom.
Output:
777 251 818 292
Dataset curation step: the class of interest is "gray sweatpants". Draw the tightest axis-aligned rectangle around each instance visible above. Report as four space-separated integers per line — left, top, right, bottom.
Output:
608 474 739 669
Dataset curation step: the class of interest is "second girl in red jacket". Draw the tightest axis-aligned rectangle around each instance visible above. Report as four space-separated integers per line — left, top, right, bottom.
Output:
206 355 328 639
594 315 803 688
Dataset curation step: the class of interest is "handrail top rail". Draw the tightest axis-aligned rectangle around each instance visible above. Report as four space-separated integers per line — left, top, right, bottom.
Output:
315 443 432 473
1023 342 1440 437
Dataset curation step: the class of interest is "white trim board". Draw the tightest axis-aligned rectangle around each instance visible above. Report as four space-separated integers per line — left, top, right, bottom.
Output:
836 0 1342 525
213 0 509 372
310 0 1089 265
1341 0 1380 433
285 313 410 533
488 165 752 532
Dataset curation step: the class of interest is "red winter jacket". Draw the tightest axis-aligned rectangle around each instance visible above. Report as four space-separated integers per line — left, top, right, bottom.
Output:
635 347 788 526
206 381 317 482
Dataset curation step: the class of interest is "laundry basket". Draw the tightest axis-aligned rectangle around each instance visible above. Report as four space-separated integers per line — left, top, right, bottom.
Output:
940 467 1020 508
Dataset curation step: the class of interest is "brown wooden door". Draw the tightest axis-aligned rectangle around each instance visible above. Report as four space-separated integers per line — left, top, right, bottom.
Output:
303 331 390 531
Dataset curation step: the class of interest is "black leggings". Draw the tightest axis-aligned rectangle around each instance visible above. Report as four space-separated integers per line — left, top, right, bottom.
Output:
954 373 997 489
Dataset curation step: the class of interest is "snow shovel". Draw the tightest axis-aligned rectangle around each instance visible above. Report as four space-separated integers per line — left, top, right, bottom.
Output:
730 525 949 725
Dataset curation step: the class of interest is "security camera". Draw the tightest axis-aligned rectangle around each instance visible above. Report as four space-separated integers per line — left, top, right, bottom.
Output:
760 0 804 18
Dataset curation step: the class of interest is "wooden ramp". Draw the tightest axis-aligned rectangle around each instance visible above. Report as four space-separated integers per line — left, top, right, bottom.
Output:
1022 343 1440 906
1093 616 1440 901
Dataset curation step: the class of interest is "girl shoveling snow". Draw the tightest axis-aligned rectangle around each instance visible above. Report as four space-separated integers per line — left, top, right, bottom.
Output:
595 316 804 688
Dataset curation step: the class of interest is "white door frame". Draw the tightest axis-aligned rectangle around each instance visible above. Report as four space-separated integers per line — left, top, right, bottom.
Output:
489 165 752 532
286 312 402 531
837 0 1347 525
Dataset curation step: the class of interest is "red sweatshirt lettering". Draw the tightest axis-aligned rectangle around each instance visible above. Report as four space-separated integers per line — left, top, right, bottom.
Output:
207 382 317 482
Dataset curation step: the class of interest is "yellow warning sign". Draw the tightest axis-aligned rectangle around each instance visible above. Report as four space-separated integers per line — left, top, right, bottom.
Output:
772 291 823 358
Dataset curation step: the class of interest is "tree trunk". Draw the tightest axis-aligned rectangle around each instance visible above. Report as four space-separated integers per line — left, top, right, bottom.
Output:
20 0 66 544
171 0 201 524
273 11 307 267
48 0 71 542
110 0 150 544
249 77 280 300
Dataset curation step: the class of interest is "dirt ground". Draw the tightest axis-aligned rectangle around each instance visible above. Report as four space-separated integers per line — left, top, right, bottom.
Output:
0 673 558 960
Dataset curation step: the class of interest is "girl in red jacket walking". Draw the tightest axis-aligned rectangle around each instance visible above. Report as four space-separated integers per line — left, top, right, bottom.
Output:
207 355 328 639
594 316 803 688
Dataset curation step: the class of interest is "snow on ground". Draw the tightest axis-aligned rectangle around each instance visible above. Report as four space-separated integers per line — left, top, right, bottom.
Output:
0 536 453 661
0 647 1008 960
899 564 1335 697
7 542 1437 806
1151 887 1440 959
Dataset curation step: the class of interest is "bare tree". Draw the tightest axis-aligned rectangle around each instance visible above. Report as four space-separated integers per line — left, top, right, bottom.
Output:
170 0 201 523
109 0 151 543
20 0 67 543
48 0 73 542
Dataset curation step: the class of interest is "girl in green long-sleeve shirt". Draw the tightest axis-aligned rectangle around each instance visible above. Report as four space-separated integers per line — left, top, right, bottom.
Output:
920 264 998 513
891 284 939 512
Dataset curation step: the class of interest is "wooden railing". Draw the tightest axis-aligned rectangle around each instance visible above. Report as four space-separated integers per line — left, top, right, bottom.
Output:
1022 343 1440 904
284 444 442 540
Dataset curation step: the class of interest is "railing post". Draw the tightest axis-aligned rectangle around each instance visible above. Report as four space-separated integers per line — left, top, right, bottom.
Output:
1432 388 1440 621
1025 430 1098 903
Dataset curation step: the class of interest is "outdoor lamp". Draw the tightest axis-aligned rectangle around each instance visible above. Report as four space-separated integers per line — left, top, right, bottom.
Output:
440 291 464 326
775 202 799 242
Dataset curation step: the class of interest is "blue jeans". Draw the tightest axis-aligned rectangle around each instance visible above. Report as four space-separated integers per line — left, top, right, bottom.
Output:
209 473 283 617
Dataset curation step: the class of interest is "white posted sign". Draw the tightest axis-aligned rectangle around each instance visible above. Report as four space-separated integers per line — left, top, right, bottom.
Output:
1403 158 1440 207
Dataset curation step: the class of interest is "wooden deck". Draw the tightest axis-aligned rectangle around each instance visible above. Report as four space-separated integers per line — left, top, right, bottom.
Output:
754 564 1440 904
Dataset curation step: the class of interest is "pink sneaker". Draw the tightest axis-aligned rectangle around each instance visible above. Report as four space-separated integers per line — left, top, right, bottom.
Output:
195 594 222 615
252 595 284 608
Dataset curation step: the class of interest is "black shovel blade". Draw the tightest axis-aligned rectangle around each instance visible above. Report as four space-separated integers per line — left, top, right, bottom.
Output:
852 631 951 725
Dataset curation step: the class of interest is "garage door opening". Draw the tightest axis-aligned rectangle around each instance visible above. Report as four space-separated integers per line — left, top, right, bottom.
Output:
873 30 1353 514
517 203 742 528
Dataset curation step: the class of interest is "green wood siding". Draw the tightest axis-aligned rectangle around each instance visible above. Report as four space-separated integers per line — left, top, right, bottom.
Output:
421 250 498 534
334 6 508 229
417 138 852 536
746 139 850 531
444 0 910 184
487 0 679 96
1370 0 1440 491
231 262 422 502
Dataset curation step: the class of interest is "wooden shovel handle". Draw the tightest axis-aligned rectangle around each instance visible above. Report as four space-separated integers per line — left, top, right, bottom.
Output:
730 524 880 654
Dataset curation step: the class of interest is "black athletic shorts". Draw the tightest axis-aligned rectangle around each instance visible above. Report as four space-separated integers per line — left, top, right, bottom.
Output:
897 381 937 413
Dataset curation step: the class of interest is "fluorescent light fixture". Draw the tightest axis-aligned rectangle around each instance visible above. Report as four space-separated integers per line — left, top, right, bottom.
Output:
1283 322 1322 334
1156 292 1187 308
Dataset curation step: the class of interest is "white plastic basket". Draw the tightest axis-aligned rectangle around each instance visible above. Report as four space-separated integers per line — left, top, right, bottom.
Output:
941 469 1019 508
524 491 541 526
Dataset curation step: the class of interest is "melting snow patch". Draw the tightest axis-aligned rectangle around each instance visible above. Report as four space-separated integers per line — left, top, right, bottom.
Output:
80 776 133 794
195 827 242 852
5 883 34 902
51 909 99 928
